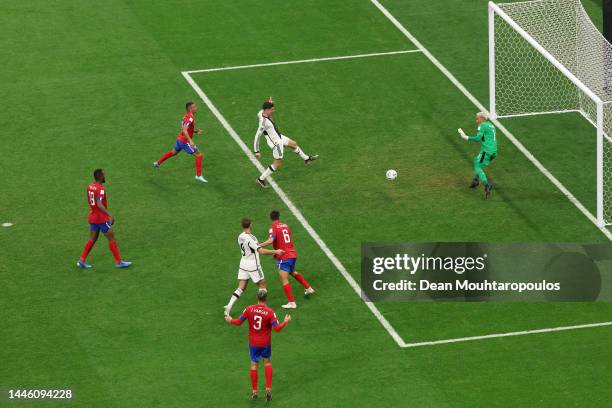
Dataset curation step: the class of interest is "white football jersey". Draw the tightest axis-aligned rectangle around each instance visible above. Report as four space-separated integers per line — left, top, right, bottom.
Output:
253 110 283 152
238 232 261 271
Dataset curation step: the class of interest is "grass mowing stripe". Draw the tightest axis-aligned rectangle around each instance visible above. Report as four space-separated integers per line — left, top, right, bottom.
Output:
182 71 407 348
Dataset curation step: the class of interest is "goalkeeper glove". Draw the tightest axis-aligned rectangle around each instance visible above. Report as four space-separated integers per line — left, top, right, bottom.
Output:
458 128 468 140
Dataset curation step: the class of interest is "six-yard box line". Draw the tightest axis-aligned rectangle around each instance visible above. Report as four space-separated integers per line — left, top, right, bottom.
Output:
181 47 612 347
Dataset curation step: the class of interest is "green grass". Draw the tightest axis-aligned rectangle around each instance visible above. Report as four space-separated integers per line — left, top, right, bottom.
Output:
2 0 612 407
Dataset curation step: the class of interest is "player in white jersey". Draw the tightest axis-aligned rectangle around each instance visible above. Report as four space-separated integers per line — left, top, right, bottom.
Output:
253 97 319 188
224 217 284 315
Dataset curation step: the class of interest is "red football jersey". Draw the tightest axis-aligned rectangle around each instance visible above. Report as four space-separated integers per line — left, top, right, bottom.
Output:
177 112 195 143
269 221 297 260
240 304 280 347
86 182 109 224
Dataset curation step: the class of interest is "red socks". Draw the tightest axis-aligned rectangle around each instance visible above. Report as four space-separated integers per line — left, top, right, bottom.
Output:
81 239 124 265
157 151 203 177
157 151 174 165
250 368 258 392
265 364 272 390
293 272 311 289
195 155 203 176
282 283 295 302
108 240 122 264
80 239 95 261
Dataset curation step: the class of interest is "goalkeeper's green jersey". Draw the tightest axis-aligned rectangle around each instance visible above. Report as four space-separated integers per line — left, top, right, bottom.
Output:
468 120 497 154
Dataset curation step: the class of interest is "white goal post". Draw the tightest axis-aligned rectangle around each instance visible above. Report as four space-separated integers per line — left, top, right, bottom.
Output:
488 0 612 227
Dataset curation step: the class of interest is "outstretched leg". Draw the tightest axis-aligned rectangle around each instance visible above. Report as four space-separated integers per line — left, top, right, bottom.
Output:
154 148 178 167
286 137 318 163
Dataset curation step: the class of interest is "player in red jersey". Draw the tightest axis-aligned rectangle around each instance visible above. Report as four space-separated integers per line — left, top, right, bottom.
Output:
153 101 207 183
259 210 314 309
77 169 131 269
225 290 291 401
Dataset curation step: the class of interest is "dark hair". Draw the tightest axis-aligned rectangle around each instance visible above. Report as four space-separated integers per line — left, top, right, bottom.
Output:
93 168 104 181
262 101 274 110
270 210 280 221
257 289 268 301
186 101 195 110
241 217 252 229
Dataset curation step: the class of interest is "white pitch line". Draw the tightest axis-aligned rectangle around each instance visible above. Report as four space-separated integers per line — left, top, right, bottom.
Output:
182 71 407 348
405 321 612 348
370 0 612 242
185 49 421 74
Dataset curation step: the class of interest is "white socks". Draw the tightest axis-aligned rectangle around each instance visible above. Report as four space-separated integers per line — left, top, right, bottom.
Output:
294 146 309 160
259 164 277 181
226 287 243 312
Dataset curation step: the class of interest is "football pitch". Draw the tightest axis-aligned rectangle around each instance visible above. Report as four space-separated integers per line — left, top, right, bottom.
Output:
2 0 612 406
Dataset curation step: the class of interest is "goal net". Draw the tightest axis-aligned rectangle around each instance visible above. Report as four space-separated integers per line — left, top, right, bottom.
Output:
489 0 612 227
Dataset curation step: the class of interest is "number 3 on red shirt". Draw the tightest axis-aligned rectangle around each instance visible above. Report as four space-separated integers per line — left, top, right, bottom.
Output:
253 315 262 330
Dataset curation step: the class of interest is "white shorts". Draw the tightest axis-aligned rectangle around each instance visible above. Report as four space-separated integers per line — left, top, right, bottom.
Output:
237 265 265 283
266 135 290 160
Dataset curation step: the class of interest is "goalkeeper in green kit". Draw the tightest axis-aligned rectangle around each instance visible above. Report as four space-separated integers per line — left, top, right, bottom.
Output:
458 112 497 199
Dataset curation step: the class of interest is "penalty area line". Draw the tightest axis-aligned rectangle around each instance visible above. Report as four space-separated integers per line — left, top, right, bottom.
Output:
181 71 407 348
403 321 612 348
184 49 421 74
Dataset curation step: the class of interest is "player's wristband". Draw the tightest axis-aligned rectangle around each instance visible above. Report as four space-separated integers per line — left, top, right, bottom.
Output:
273 321 287 332
254 151 260 154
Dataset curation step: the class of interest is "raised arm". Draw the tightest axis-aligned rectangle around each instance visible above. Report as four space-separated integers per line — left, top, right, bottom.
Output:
458 127 483 142
272 314 291 332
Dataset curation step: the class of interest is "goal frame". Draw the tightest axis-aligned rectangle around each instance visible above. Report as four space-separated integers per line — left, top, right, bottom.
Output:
488 0 606 227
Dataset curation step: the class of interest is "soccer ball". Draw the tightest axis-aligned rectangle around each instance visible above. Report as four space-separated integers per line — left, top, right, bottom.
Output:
386 169 397 180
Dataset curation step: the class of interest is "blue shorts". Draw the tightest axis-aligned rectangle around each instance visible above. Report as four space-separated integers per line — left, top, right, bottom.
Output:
249 345 272 362
174 140 198 155
277 258 296 273
90 222 112 234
